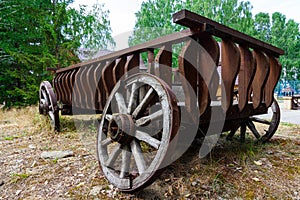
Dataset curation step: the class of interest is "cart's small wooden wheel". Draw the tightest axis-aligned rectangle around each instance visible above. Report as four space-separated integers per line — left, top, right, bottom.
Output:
97 73 180 192
39 81 60 131
228 99 280 142
248 99 280 142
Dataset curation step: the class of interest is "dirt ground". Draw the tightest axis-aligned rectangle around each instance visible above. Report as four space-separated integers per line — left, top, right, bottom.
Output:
0 107 299 199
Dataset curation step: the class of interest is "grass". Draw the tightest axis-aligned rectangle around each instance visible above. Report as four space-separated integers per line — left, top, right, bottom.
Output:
4 136 15 141
11 173 30 183
0 106 299 199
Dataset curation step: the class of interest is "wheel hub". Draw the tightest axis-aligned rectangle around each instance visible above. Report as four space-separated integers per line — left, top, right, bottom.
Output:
108 114 135 144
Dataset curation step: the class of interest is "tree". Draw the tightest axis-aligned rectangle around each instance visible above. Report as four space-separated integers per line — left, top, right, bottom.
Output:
185 0 254 35
130 0 300 82
129 0 255 46
253 12 300 80
253 13 271 42
129 0 184 46
0 0 114 106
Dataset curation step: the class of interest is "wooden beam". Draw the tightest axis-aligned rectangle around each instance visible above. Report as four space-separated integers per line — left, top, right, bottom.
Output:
173 9 284 57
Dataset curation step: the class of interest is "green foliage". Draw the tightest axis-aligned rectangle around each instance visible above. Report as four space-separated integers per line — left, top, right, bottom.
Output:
130 0 300 81
185 0 254 35
253 12 300 80
0 0 114 107
129 0 184 46
129 0 255 46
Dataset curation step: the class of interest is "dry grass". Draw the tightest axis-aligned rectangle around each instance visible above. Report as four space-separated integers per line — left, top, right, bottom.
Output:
0 106 299 199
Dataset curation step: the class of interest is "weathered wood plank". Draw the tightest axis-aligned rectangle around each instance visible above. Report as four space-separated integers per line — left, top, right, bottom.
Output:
252 50 270 109
52 74 61 102
197 34 220 114
264 56 282 107
56 29 194 74
79 66 88 108
173 9 284 56
69 69 77 105
57 73 65 103
73 67 83 107
238 45 256 111
221 39 240 112
64 71 72 105
60 72 69 104
155 44 172 86
113 57 126 84
125 53 140 76
93 62 104 110
179 40 198 115
86 64 97 109
147 49 155 74
102 60 116 99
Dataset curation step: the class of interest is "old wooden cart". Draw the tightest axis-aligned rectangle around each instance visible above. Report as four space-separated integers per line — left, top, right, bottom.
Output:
39 10 284 191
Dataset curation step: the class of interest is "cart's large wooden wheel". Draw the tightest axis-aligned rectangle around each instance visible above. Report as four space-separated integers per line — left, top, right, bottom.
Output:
228 99 280 142
97 73 180 192
39 81 60 131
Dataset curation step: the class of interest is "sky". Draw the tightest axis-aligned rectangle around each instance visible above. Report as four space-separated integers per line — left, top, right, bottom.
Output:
71 0 300 37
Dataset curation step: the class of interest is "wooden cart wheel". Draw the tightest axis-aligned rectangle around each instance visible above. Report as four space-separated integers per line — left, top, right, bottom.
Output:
97 73 180 192
39 81 60 131
228 99 280 142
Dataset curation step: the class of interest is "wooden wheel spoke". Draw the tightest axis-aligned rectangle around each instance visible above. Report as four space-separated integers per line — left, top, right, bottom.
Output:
39 81 59 131
115 92 127 114
135 109 163 127
120 146 131 178
131 140 147 174
97 73 179 191
105 114 113 121
41 99 46 104
226 126 239 140
240 123 246 142
132 88 155 118
135 130 161 149
41 89 49 104
101 138 113 147
246 120 261 139
250 117 271 125
105 143 122 168
49 111 55 121
127 83 139 114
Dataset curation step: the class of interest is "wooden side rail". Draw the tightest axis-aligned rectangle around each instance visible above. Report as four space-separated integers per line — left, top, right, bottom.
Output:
53 9 283 117
55 29 194 74
173 9 284 56
173 9 283 114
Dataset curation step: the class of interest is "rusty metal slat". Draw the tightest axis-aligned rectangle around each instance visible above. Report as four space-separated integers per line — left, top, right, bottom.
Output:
221 39 241 112
55 29 194 74
238 45 256 111
264 56 282 107
173 9 284 56
252 50 270 109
